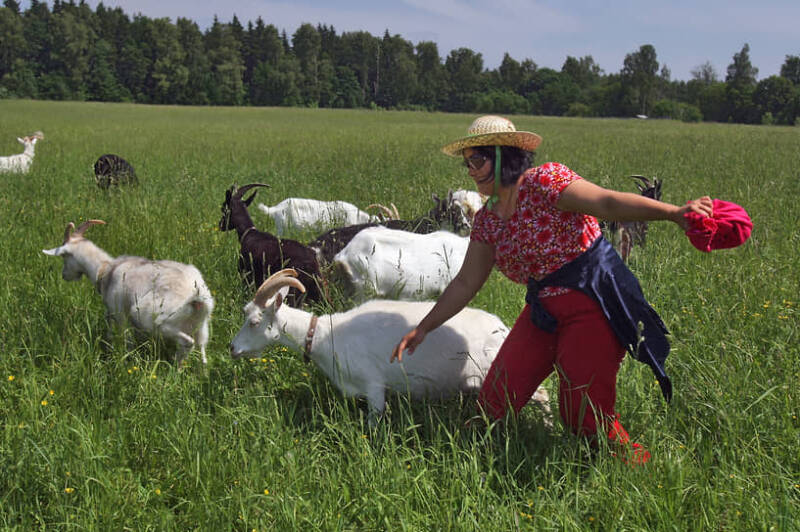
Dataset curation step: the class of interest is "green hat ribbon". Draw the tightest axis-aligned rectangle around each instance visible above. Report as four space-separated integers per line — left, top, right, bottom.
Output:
485 146 501 210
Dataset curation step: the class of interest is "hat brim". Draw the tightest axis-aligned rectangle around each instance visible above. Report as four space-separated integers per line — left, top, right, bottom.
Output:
441 131 542 157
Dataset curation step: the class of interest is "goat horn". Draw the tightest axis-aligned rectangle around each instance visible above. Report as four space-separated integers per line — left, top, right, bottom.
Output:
367 203 395 219
64 219 105 243
253 268 306 307
391 203 400 219
235 183 270 198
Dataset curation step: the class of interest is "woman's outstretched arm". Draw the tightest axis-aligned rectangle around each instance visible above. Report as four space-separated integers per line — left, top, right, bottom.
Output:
557 179 712 229
390 240 495 363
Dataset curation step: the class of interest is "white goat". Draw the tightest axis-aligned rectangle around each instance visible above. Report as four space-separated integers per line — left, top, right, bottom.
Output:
257 198 389 236
0 132 43 174
333 226 468 301
229 269 550 424
42 220 214 365
450 189 485 223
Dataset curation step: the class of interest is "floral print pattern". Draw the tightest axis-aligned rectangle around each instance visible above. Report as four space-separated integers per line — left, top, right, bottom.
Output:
470 162 602 297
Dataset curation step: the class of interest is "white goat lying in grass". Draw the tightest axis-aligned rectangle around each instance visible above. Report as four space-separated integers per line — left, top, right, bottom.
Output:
0 131 43 173
229 269 550 424
333 226 468 301
43 220 214 365
257 197 391 236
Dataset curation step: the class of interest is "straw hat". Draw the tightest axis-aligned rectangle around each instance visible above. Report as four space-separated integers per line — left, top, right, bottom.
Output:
441 115 542 157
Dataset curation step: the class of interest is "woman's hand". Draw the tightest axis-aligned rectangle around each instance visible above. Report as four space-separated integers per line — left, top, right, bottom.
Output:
675 196 713 229
390 328 427 363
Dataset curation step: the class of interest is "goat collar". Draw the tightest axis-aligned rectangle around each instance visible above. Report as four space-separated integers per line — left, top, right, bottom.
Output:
303 315 318 363
239 226 256 242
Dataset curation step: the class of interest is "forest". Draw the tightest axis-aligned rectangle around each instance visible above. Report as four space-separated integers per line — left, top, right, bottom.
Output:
1 0 799 124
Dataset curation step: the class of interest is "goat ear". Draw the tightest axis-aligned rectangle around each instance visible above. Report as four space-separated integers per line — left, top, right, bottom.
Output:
243 190 257 206
274 285 291 311
17 137 24 144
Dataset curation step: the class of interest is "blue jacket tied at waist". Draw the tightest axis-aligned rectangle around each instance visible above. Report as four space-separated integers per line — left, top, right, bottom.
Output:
525 237 672 401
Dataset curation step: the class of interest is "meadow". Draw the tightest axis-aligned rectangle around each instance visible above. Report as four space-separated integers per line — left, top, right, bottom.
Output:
0 100 797 531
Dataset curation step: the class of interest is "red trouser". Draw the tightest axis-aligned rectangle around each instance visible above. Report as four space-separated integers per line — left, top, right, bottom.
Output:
478 290 626 436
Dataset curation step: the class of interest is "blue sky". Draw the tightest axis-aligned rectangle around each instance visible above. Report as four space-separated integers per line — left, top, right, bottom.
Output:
20 0 800 81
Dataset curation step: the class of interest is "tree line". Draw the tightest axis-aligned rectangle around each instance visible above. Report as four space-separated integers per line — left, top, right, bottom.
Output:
2 0 800 124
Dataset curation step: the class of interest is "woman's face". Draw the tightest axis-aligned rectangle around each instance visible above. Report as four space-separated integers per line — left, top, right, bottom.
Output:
462 147 494 195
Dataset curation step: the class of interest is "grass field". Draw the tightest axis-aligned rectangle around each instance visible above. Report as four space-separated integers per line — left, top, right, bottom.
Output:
0 100 798 530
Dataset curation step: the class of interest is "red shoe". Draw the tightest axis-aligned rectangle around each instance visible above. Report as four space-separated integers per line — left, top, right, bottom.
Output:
607 417 651 466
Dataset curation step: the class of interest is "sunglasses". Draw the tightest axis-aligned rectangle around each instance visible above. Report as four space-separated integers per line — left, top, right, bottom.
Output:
463 153 489 170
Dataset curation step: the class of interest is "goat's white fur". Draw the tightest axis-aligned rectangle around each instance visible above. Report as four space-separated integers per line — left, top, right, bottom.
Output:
333 226 468 301
450 189 485 223
229 271 550 424
42 221 214 365
0 133 42 174
257 198 380 236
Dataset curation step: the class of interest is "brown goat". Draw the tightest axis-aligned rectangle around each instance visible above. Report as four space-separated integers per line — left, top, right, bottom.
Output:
218 183 325 307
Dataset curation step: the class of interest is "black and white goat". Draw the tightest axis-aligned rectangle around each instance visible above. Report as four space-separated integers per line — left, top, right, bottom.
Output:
308 191 472 265
218 183 325 306
94 154 138 189
229 269 551 425
0 132 43 174
42 220 214 365
603 175 663 262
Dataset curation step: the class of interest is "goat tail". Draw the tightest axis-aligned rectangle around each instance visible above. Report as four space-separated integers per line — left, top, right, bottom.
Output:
191 283 215 318
173 282 215 326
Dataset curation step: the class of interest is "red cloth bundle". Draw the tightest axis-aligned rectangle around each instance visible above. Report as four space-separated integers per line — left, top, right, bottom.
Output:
684 199 752 252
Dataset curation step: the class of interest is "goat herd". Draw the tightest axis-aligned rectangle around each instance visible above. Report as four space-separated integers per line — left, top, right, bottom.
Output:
32 139 540 422
14 131 657 424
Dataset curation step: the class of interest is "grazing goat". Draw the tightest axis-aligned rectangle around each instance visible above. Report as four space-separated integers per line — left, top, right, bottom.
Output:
308 191 472 265
332 226 468 301
257 197 388 236
0 132 43 174
450 189 485 224
94 154 138 189
218 184 325 306
42 220 214 365
229 269 551 424
603 175 663 262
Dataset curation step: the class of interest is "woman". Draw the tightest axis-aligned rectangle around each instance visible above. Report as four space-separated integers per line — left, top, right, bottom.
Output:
390 115 713 464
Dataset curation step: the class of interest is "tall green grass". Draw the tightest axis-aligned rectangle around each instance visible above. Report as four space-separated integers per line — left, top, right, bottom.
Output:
0 100 797 530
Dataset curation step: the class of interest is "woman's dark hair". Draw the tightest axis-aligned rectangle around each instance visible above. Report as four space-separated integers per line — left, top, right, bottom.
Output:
471 145 534 186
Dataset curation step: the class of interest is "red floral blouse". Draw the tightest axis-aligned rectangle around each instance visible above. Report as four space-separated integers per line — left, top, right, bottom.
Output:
470 162 602 297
